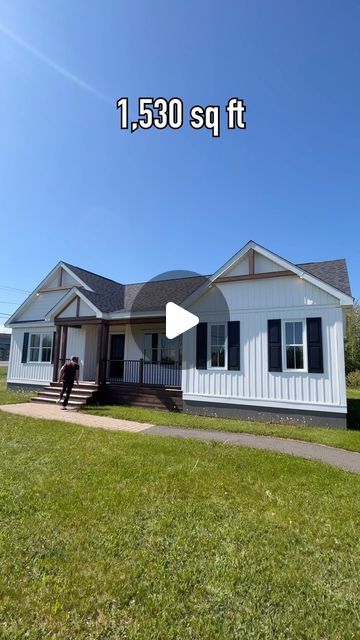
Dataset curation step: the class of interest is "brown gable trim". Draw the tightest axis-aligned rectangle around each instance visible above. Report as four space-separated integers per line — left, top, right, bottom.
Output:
215 270 294 284
39 286 73 293
55 297 77 319
248 248 255 275
55 316 101 326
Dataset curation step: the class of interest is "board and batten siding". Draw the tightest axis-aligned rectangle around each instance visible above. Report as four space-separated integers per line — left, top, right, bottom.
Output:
17 291 68 322
182 276 347 412
7 328 54 384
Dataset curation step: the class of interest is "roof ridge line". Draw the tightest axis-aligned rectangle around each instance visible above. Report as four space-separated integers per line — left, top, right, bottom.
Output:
124 274 208 287
297 258 346 266
63 262 123 286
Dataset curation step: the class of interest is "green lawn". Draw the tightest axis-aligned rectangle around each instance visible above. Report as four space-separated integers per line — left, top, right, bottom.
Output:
85 388 360 453
0 367 33 404
2 362 360 452
0 411 359 639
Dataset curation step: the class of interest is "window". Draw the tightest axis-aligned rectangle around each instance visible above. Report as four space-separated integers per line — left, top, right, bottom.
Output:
209 323 226 368
144 334 158 363
284 321 304 370
160 334 182 364
144 333 182 364
28 333 53 363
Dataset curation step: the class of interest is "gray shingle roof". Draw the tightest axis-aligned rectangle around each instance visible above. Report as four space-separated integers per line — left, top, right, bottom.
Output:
63 257 352 314
296 259 352 297
64 263 125 313
124 276 208 312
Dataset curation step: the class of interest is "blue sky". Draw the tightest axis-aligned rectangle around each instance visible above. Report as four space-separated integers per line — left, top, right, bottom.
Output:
0 0 359 329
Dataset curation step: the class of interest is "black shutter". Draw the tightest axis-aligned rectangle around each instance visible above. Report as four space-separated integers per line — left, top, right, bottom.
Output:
196 323 207 369
228 321 240 370
307 318 324 373
152 333 158 363
268 320 282 372
21 332 29 363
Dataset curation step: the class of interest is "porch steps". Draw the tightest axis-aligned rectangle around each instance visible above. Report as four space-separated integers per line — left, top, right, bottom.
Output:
31 382 99 409
105 383 183 412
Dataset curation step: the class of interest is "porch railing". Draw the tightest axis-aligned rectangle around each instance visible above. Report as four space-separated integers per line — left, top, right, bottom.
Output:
106 359 182 387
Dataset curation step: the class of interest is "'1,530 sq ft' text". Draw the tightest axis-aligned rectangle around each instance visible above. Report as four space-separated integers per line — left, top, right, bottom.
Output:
116 97 246 137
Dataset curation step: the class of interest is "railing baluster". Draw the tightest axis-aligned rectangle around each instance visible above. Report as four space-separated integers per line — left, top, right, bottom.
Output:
105 359 181 387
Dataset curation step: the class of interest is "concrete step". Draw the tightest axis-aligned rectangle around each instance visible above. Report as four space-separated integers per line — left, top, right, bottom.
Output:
31 397 85 407
50 382 99 392
37 389 95 400
32 381 99 409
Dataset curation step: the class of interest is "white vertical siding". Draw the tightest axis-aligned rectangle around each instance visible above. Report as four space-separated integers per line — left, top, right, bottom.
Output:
18 291 68 321
7 328 53 384
184 275 347 412
61 270 80 286
255 254 286 273
182 307 346 411
58 299 77 318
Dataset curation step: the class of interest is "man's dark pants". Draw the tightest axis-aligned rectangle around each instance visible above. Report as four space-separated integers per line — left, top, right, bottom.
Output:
60 380 74 407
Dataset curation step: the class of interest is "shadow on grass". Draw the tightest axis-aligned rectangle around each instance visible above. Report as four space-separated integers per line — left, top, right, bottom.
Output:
348 397 360 430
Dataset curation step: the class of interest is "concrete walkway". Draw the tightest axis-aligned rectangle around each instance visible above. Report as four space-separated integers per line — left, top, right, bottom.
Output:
1 403 360 475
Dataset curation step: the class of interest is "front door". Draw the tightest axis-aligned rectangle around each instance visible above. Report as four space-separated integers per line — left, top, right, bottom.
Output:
109 334 125 381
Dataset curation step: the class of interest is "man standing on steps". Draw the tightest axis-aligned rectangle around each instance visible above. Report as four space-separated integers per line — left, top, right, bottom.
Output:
57 356 80 410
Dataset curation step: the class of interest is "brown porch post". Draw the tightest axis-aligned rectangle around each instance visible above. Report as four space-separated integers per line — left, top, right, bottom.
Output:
95 323 109 386
101 324 109 385
52 325 62 381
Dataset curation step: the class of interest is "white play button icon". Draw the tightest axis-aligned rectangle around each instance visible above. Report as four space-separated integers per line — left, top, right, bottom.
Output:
166 302 199 339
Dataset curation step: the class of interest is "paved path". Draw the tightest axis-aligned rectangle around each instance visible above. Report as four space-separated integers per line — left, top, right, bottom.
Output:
1 403 360 474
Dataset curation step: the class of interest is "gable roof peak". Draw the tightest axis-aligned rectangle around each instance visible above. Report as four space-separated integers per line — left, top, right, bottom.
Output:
62 262 123 286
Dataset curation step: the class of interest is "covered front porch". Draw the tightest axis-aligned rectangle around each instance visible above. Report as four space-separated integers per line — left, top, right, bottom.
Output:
52 318 182 389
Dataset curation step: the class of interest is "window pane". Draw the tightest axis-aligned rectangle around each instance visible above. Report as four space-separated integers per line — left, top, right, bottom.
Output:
286 346 295 369
295 346 304 369
41 348 51 362
42 334 52 348
210 325 225 367
294 322 303 345
30 334 40 348
211 325 218 345
285 323 293 345
218 347 225 367
41 334 52 362
211 349 218 367
160 334 181 363
218 324 225 342
29 347 39 362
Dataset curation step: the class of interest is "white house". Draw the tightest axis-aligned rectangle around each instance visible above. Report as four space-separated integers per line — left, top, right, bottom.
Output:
6 241 353 428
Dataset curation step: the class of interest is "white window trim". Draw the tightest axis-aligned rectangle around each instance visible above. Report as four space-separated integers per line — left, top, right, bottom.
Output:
282 319 308 373
208 322 227 370
28 332 53 364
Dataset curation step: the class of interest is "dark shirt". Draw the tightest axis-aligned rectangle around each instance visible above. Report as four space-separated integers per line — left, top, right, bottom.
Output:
62 362 79 383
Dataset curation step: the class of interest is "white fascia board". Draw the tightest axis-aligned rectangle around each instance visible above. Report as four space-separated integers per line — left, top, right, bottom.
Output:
6 320 55 329
5 261 64 326
46 288 103 320
60 263 93 291
252 244 353 305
